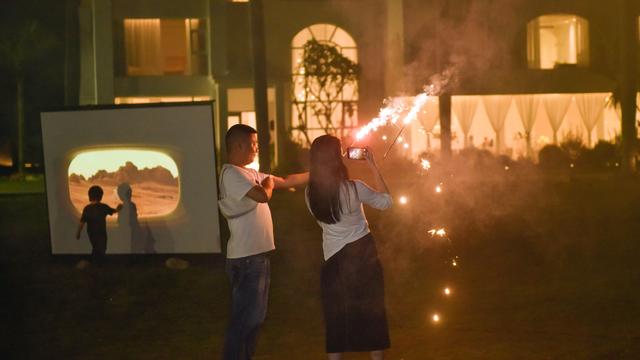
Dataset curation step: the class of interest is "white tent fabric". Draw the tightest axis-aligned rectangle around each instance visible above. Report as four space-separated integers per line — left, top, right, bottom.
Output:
417 96 440 132
482 95 512 153
575 93 606 146
514 94 541 156
453 96 478 148
543 94 572 143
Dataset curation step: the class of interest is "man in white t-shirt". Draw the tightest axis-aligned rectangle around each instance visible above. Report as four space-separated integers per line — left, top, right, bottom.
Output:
220 124 308 360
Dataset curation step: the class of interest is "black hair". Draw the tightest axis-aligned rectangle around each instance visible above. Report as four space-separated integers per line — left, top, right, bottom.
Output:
225 124 257 151
88 185 104 202
308 135 352 224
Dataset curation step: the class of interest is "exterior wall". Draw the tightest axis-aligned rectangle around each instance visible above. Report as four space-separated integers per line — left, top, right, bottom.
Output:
79 0 639 161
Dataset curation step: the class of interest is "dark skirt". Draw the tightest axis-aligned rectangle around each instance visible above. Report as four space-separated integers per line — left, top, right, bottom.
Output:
321 233 390 353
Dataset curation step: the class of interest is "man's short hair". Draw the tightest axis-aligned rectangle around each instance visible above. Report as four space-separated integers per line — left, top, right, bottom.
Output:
226 124 257 151
88 185 104 202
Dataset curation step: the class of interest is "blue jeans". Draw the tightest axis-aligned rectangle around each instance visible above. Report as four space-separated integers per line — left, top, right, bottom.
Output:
223 253 270 360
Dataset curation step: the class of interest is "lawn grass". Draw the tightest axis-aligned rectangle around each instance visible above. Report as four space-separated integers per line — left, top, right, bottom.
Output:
0 175 45 194
2 169 640 359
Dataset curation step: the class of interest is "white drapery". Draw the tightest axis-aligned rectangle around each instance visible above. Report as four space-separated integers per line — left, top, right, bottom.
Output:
483 95 512 154
418 97 440 133
417 97 439 151
453 96 478 148
543 94 572 143
514 94 541 156
575 93 606 146
124 19 162 75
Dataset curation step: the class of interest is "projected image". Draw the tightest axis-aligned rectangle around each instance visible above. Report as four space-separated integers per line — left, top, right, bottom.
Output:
68 149 180 218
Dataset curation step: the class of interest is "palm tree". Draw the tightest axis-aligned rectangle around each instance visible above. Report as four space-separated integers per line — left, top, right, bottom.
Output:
0 19 55 177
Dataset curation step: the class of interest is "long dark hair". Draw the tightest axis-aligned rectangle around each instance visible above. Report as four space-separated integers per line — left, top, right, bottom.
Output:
308 135 351 224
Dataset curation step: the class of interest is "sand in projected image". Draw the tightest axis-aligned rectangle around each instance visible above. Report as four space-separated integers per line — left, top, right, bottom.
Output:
68 149 179 218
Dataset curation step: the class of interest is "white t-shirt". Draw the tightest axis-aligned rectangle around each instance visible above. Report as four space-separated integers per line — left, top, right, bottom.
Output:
219 164 275 259
306 180 392 260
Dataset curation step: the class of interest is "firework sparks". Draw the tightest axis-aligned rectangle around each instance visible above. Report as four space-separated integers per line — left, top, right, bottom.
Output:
353 67 455 142
428 228 446 237
435 183 443 193
450 256 460 267
399 196 408 205
421 159 431 171
443 287 451 296
432 313 441 323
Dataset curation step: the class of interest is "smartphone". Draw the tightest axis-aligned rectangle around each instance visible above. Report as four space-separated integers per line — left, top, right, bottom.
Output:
347 147 368 160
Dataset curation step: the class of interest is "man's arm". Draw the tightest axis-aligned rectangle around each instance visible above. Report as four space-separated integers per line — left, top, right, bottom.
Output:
272 172 309 189
244 176 274 203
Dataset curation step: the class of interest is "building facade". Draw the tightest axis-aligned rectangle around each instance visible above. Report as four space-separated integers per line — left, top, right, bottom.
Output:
77 0 640 165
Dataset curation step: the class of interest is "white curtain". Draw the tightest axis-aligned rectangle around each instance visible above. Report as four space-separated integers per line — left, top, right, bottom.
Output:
483 95 512 154
514 94 541 156
184 19 192 76
575 93 606 146
417 97 439 151
543 94 572 143
418 97 440 132
453 96 478 148
124 19 162 75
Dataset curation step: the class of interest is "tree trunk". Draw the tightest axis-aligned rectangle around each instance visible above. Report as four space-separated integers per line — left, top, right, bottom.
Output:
16 76 25 177
439 93 452 159
249 0 271 172
618 0 637 173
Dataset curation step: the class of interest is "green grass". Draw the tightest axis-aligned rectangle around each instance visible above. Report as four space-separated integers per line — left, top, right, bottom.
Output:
2 169 640 359
0 175 45 194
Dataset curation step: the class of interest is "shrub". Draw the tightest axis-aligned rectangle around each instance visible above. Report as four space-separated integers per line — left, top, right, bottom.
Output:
538 144 570 170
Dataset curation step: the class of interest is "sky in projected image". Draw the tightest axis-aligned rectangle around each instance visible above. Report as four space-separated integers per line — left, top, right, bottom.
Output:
68 149 178 178
68 149 180 218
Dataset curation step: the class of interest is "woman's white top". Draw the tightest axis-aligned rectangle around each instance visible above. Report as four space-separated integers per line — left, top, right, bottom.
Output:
306 180 392 260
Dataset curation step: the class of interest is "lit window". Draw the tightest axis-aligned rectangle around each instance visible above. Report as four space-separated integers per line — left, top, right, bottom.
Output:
123 18 207 76
114 96 211 104
68 149 180 218
527 15 589 69
291 24 359 146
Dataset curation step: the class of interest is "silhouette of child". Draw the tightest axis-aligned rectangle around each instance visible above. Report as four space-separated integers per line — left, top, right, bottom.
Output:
116 183 143 253
76 185 120 260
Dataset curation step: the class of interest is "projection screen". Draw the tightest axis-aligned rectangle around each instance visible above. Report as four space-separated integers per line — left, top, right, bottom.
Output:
41 102 221 254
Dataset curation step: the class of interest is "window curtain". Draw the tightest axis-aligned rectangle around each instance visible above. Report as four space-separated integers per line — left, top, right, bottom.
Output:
452 96 478 148
418 97 440 133
514 94 541 157
543 94 572 143
184 19 192 76
483 95 512 154
575 18 589 67
526 19 540 68
575 93 606 146
124 19 162 75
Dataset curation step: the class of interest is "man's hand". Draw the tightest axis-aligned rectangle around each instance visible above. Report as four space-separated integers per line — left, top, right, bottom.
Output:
261 175 274 190
246 176 274 203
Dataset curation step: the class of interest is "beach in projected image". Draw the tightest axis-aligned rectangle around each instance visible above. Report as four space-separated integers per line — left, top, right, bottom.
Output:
68 149 180 218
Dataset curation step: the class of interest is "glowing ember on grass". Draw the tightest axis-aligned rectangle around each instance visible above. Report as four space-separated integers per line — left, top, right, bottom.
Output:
435 184 443 193
420 159 431 171
432 313 441 323
382 135 388 141
403 143 409 149
450 256 460 267
428 228 446 237
504 165 510 171
399 196 408 205
443 287 451 296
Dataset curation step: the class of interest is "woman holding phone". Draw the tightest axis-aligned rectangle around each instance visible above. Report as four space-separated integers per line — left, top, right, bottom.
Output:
306 135 392 360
